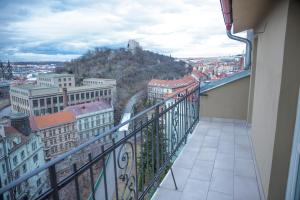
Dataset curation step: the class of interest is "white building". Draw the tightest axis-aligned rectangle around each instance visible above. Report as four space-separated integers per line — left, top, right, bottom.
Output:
37 73 75 88
64 100 114 143
0 122 46 200
127 40 141 53
10 76 116 116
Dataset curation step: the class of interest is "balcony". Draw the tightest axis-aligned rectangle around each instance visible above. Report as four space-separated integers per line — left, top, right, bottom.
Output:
152 118 261 200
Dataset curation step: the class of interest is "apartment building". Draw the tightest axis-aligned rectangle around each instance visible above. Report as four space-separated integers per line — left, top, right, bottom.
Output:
64 100 114 143
29 111 76 160
10 77 116 116
37 73 75 88
148 75 196 101
0 121 46 200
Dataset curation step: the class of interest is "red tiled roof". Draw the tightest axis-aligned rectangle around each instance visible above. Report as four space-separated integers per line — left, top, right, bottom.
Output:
191 68 207 79
164 82 199 99
148 75 195 88
30 111 75 130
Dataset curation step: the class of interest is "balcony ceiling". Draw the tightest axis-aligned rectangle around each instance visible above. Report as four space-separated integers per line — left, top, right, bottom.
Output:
232 0 271 33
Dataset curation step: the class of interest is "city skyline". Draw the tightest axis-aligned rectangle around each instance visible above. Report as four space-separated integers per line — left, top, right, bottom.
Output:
0 0 246 62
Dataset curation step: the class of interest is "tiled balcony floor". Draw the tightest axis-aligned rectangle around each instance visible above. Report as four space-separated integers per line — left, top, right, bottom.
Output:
152 118 261 200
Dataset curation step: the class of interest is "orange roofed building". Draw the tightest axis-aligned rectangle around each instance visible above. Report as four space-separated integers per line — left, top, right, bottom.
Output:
147 68 206 101
30 111 77 160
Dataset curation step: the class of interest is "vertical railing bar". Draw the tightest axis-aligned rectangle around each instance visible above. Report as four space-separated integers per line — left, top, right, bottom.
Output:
101 145 108 200
134 131 139 199
151 113 155 180
155 106 160 171
49 165 59 200
73 163 81 200
140 121 144 192
112 139 119 200
88 153 96 200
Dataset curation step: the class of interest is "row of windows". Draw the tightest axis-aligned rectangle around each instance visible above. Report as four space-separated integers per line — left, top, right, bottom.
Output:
33 96 63 107
68 89 111 102
43 125 74 138
11 96 29 106
12 141 37 166
58 77 72 82
45 133 75 146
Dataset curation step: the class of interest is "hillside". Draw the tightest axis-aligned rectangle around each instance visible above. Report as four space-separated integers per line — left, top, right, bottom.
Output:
56 47 191 122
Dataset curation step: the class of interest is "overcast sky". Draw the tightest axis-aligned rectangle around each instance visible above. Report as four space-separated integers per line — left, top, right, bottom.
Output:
0 0 245 62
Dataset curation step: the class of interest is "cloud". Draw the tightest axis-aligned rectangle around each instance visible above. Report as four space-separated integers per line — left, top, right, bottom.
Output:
0 0 245 61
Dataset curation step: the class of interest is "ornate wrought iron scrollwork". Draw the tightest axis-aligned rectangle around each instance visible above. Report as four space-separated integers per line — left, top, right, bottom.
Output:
117 141 136 200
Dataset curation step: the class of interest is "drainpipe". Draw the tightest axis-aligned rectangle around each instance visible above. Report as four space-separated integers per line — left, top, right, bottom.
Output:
227 30 252 69
220 0 252 69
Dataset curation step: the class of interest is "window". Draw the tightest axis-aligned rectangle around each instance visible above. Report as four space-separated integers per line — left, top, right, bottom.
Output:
15 170 20 179
108 89 111 95
86 92 90 99
68 78 71 81
96 116 100 126
59 96 63 103
22 164 27 173
69 83 71 86
33 154 38 163
64 78 66 81
47 108 52 114
36 178 41 187
54 107 58 113
2 164 6 173
58 128 61 134
100 90 103 96
21 151 25 159
33 100 38 107
91 92 94 98
64 83 67 87
104 90 107 95
84 119 89 129
32 141 37 151
53 97 57 104
59 84 62 87
46 98 51 105
13 156 18 166
81 93 85 99
76 94 79 100
58 78 61 82
70 94 74 101
95 91 99 97
40 99 45 107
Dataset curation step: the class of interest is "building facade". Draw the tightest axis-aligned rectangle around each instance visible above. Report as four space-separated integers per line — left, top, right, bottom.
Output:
10 77 116 116
0 125 46 200
30 111 76 160
148 75 196 101
64 100 114 143
37 73 75 88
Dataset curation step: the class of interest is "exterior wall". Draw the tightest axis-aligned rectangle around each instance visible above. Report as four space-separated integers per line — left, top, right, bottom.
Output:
0 132 46 200
10 85 115 116
37 122 76 160
200 76 250 120
76 109 114 143
37 74 75 88
250 0 300 199
147 86 172 101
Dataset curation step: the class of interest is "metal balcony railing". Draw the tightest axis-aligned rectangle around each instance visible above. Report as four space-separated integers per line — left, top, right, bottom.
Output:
0 84 200 200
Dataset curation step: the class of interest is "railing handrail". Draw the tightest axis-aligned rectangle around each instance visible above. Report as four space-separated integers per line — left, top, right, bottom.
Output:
0 84 200 195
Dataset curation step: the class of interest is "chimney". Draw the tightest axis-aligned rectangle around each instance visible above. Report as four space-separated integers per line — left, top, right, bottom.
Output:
63 88 68 107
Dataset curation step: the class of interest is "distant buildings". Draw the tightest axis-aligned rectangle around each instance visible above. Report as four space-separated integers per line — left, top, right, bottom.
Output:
0 114 46 200
30 111 76 160
37 73 75 88
64 100 114 143
147 68 206 101
10 73 116 116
